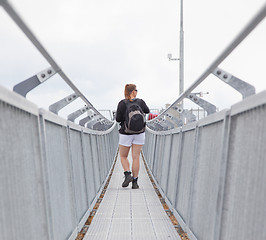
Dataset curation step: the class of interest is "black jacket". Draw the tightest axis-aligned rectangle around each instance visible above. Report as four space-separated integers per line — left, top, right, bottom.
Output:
116 98 150 135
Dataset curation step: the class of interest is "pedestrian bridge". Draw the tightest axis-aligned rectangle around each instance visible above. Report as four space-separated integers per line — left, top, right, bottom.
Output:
1 1 266 240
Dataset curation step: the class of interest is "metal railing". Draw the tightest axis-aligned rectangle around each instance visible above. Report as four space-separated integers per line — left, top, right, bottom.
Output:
0 1 120 239
0 0 114 131
143 94 266 239
1 1 266 240
0 85 119 240
147 2 266 131
143 3 266 240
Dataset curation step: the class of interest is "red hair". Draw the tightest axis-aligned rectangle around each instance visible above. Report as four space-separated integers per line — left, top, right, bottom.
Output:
124 84 136 100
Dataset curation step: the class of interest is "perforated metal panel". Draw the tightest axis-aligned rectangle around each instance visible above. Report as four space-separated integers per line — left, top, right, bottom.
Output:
84 153 180 240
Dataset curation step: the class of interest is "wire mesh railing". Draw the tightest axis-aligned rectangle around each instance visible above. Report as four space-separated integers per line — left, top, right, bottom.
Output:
143 3 266 240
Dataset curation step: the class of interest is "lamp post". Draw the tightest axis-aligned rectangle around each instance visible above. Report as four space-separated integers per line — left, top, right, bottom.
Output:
179 0 184 109
168 0 184 109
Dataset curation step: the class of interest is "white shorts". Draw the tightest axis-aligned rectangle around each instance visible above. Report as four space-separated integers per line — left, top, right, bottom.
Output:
119 133 145 147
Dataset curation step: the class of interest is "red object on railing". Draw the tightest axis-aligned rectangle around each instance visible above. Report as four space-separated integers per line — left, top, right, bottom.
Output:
148 113 158 120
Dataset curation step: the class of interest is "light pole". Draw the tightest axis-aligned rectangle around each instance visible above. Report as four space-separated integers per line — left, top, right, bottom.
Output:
168 0 184 109
179 0 184 109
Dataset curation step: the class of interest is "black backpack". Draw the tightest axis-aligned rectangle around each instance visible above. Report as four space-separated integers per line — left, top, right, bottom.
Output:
124 99 145 134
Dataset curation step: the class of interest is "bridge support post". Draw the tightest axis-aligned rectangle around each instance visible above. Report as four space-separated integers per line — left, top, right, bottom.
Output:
212 67 256 98
187 93 217 115
49 93 79 114
13 67 56 97
67 106 91 122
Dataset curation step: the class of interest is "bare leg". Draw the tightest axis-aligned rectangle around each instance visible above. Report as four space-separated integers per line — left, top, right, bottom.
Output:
131 144 142 178
119 145 131 171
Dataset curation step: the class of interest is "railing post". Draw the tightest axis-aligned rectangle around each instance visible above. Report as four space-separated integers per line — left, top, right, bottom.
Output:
38 112 55 240
187 124 199 232
213 111 231 240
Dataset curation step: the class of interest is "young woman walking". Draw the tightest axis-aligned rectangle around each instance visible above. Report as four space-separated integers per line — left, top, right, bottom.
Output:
116 84 149 189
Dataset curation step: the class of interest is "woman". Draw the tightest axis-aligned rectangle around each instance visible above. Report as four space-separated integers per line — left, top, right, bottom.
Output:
116 84 150 189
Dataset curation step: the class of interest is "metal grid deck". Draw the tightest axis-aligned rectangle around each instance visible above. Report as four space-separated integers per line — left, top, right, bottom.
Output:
84 152 181 240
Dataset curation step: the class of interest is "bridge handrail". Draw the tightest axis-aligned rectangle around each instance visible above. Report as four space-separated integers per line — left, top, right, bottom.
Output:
0 0 114 130
143 89 266 240
0 84 119 240
147 2 266 130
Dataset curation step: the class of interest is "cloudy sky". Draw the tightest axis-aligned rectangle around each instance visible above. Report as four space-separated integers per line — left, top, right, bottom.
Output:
0 0 265 118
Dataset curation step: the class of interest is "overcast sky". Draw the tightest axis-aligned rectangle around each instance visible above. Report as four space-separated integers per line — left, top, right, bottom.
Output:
0 0 265 118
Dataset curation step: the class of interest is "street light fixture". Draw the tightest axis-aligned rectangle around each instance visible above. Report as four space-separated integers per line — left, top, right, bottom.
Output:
167 53 179 61
194 91 209 97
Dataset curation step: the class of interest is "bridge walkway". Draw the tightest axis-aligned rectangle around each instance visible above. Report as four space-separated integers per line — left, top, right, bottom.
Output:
83 151 181 240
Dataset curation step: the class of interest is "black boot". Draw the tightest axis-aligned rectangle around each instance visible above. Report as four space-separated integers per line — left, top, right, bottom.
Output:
132 177 139 189
122 171 133 187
